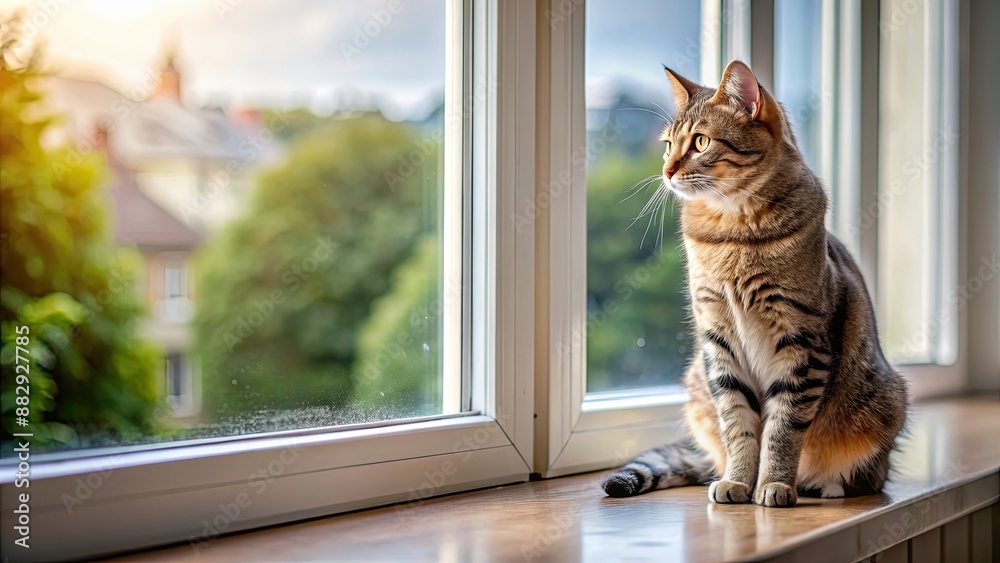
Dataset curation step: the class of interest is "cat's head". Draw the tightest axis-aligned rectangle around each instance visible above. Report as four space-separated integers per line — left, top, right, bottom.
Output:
660 60 797 210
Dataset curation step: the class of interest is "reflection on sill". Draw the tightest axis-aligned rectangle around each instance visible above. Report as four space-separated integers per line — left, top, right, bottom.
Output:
582 386 689 412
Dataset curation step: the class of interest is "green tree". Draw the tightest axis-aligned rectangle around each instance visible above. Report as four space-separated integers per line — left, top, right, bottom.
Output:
352 234 442 414
0 23 163 451
586 151 691 392
193 114 440 417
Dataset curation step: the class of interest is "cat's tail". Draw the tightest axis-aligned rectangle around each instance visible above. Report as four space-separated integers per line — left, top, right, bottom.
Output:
602 439 716 497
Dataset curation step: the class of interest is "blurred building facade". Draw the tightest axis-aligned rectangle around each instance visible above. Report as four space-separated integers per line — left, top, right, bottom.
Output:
40 43 276 418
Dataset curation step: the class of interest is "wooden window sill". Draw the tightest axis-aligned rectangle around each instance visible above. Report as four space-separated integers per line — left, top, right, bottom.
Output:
113 398 999 563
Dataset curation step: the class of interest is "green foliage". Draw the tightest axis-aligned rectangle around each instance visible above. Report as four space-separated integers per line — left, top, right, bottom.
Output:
586 151 691 392
193 114 440 417
260 108 326 142
0 38 164 450
353 235 442 414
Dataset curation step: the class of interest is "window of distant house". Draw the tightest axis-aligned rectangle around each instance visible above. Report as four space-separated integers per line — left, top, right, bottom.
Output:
165 265 185 300
165 353 184 402
584 0 702 393
160 263 189 324
0 0 458 454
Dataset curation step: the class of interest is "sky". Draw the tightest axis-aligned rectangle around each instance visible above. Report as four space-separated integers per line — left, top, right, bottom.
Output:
0 0 703 118
586 0 703 102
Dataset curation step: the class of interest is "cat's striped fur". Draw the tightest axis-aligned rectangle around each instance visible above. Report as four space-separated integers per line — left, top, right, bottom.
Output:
602 61 907 507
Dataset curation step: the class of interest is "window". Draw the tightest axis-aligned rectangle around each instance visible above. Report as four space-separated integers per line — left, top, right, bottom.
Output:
160 262 191 323
537 0 970 480
2 0 993 559
2 0 461 452
534 0 726 479
877 0 959 367
584 0 702 394
164 266 183 300
774 0 823 173
774 0 862 258
1 1 534 559
165 353 183 400
162 352 199 416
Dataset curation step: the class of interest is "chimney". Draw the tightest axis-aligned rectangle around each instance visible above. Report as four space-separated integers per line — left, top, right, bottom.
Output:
158 52 182 102
156 29 183 103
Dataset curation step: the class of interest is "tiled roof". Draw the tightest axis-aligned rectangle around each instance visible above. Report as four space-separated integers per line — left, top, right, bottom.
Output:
106 162 201 251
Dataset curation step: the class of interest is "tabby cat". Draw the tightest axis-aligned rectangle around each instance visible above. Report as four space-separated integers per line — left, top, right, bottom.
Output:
601 61 907 507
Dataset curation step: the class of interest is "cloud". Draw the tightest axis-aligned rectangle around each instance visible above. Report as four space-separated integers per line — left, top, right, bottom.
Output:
2 0 445 117
4 0 707 118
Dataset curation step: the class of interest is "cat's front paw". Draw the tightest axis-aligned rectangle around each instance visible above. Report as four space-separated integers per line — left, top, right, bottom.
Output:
755 482 797 507
708 479 753 504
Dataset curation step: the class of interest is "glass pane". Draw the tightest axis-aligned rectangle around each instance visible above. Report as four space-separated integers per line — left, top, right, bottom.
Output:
585 0 702 393
878 0 946 364
774 0 823 173
0 0 453 454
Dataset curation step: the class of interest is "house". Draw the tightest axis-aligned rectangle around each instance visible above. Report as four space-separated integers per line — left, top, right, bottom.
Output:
102 129 203 417
39 43 275 418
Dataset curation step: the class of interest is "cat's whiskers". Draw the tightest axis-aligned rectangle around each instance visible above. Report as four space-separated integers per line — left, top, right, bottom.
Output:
650 102 674 123
692 177 753 208
680 177 739 212
620 175 662 203
702 185 740 213
629 182 670 248
656 187 668 251
640 196 658 248
629 183 665 226
690 174 781 207
618 107 674 125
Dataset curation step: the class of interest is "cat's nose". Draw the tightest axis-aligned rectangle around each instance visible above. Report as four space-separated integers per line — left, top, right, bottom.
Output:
663 163 679 179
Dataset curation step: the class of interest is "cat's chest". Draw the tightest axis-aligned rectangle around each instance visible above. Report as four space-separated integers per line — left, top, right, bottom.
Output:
698 280 779 377
686 246 791 380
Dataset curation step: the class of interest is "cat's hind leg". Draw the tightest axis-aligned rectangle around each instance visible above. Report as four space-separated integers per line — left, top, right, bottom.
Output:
798 446 893 498
797 480 846 498
820 482 845 498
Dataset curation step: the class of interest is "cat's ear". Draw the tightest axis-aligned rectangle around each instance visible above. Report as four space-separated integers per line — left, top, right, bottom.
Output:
663 65 700 111
711 60 761 119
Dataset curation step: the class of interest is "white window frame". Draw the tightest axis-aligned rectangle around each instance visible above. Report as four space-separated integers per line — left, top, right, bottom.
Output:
532 0 738 478
0 2 536 560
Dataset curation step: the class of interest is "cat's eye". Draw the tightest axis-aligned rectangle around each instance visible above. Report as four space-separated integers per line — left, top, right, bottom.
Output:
664 140 672 154
694 134 711 152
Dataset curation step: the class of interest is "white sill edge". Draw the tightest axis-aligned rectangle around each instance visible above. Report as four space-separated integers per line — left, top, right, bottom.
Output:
0 411 491 484
582 390 690 413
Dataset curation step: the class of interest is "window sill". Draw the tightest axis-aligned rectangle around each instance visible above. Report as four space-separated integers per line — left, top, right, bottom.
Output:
0 414 529 562
105 397 999 562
